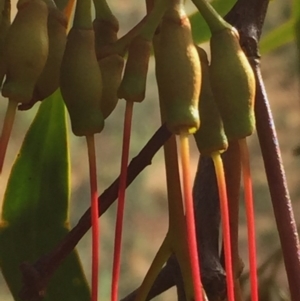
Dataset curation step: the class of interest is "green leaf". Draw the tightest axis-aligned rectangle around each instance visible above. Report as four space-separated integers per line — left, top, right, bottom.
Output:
0 90 91 301
189 0 237 44
259 19 295 55
293 0 300 19
293 0 300 59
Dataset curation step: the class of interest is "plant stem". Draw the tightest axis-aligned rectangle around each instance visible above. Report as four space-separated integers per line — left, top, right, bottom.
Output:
86 134 99 301
19 124 172 301
96 16 147 59
111 100 133 301
160 132 194 300
179 133 203 301
211 152 235 301
238 138 258 301
0 100 18 174
252 63 300 301
191 0 231 32
222 141 244 301
134 237 171 301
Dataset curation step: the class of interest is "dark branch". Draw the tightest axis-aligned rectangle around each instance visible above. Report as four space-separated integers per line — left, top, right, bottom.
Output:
225 0 300 300
19 124 172 300
226 1 300 300
252 63 300 301
19 0 300 301
121 1 274 301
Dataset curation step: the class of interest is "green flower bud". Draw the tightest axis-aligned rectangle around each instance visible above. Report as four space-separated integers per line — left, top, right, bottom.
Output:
193 47 228 155
2 0 49 104
33 8 67 102
155 6 201 135
118 36 151 103
20 7 67 110
99 54 124 119
209 28 256 140
92 0 119 51
60 28 104 136
93 16 119 50
60 0 104 136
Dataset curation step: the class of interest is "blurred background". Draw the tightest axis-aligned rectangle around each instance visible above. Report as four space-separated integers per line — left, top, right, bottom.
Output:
0 0 299 300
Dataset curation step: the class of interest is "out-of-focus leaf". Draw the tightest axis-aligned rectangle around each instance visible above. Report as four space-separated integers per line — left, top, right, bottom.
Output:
259 19 295 55
0 90 91 301
189 0 237 44
293 0 300 19
293 0 300 68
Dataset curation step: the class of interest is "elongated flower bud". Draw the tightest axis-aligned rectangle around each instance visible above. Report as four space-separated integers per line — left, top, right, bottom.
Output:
192 0 256 140
155 6 201 134
194 47 228 155
60 0 104 136
2 0 49 104
118 36 151 102
20 7 67 111
99 54 124 119
60 28 104 136
33 8 67 102
92 0 119 52
209 28 256 140
93 16 119 50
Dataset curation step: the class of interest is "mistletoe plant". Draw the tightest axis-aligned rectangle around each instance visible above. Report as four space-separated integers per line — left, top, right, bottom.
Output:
0 0 299 301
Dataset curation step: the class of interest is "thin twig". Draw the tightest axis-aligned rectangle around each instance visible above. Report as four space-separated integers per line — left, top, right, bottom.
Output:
19 124 172 301
225 0 300 299
252 63 300 301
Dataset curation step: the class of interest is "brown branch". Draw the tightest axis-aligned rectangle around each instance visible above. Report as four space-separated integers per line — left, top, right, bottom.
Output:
225 0 300 300
252 63 300 301
19 1 300 301
19 124 172 301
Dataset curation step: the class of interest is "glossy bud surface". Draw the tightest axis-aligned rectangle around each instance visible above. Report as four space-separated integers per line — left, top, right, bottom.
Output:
209 28 256 140
155 6 201 135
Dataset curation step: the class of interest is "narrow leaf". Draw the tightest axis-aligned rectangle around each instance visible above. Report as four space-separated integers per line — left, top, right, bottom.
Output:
293 0 300 20
259 20 295 55
293 0 300 72
0 90 91 301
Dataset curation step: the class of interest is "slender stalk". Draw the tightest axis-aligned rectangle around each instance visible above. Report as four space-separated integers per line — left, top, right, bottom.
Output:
86 135 99 301
191 0 231 32
238 138 258 301
211 152 235 301
161 133 195 300
111 100 134 301
222 141 244 301
179 133 203 301
0 100 18 174
19 125 172 301
134 237 171 301
96 17 147 59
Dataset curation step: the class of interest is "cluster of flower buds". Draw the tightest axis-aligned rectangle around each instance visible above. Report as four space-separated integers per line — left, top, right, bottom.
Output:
0 0 258 300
